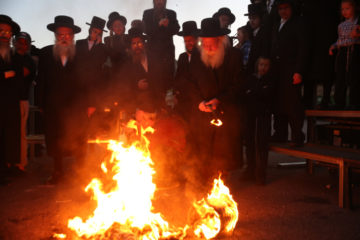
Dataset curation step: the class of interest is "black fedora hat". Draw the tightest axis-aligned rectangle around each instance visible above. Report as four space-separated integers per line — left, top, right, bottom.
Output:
126 27 147 45
244 3 266 16
15 32 33 43
86 16 108 32
0 14 20 35
177 21 200 37
106 12 127 30
212 7 236 25
47 15 81 33
198 18 230 37
274 0 294 7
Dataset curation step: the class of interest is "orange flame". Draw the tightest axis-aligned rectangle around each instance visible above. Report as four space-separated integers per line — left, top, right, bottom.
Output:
63 120 237 239
210 119 223 127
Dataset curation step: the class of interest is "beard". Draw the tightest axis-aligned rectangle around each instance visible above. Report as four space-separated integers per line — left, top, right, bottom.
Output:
199 36 229 69
0 41 11 63
131 48 146 63
53 39 76 61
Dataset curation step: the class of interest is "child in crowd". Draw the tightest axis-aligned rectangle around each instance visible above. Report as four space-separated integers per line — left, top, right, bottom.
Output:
241 57 274 185
329 0 360 109
234 26 251 67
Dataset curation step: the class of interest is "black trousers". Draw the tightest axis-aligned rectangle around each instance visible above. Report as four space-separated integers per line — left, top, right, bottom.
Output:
245 111 271 182
0 105 21 167
334 45 360 108
272 61 305 143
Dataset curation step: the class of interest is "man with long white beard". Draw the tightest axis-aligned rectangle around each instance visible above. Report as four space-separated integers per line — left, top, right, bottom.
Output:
0 15 25 185
37 16 86 184
187 18 244 186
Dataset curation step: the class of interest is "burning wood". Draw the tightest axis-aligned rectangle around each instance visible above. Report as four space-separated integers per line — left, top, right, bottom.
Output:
55 120 238 239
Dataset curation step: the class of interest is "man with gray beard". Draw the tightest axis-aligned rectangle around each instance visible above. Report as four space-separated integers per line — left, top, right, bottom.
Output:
186 18 244 186
0 15 25 185
36 16 86 184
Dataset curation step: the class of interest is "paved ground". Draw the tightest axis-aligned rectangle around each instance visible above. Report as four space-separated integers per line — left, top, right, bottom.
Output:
0 150 359 240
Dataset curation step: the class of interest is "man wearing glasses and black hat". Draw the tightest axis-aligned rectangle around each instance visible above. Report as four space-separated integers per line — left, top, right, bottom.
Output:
0 15 26 184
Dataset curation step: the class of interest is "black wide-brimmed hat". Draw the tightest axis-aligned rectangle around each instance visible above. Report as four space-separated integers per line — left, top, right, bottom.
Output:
177 21 200 37
274 0 294 7
212 7 236 25
0 14 20 35
47 15 81 33
106 12 127 30
15 32 33 43
86 16 107 32
126 27 147 45
198 18 230 37
244 3 266 16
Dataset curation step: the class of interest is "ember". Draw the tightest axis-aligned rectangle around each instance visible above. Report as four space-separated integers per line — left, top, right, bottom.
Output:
57 120 238 239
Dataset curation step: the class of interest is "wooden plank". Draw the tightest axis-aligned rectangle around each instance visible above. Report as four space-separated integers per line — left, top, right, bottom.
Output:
306 110 360 118
338 160 345 208
270 145 342 165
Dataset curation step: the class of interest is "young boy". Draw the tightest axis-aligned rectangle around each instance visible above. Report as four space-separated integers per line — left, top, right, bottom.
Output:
329 0 360 109
241 57 274 185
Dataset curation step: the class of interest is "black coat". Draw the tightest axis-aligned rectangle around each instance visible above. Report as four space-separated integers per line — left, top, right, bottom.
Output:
0 53 25 165
241 73 275 115
13 52 36 100
76 38 108 107
174 50 200 120
111 53 162 113
186 47 244 172
36 45 87 157
247 26 271 75
104 35 128 68
142 8 180 53
270 16 308 76
143 8 180 81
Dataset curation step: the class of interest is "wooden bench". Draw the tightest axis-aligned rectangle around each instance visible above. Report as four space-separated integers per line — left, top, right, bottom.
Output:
270 110 360 208
270 143 360 208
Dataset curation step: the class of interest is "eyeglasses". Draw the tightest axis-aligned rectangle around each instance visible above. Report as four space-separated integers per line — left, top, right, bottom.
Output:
0 29 12 36
55 33 73 39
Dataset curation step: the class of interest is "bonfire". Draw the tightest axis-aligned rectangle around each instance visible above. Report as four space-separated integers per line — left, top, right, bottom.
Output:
55 120 238 239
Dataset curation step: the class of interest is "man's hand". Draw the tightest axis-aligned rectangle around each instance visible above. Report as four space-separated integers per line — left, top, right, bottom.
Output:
138 79 149 90
159 18 169 27
292 73 302 85
96 34 102 44
23 67 30 77
87 107 96 118
351 25 360 38
199 101 212 112
198 98 220 112
329 45 335 56
4 70 15 79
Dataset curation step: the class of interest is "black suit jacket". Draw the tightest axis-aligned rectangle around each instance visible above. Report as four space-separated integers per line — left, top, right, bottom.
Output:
247 26 271 75
76 38 108 106
270 16 308 75
142 8 180 50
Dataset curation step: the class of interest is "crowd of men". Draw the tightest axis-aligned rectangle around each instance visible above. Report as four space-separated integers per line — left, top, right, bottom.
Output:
1 0 360 186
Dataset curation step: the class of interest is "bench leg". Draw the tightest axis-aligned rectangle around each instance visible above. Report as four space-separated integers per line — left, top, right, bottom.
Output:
306 159 313 174
338 160 350 208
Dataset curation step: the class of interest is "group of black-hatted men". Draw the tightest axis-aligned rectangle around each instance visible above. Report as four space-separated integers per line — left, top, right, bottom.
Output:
2 0 331 186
